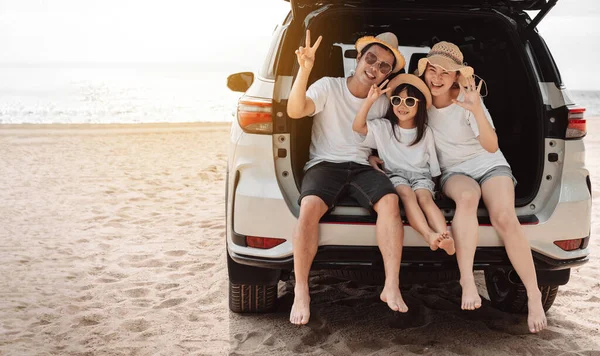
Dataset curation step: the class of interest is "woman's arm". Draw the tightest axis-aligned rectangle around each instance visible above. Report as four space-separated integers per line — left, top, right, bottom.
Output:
452 76 498 153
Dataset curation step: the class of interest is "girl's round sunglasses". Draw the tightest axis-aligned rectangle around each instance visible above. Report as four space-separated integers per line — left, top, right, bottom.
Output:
390 96 419 108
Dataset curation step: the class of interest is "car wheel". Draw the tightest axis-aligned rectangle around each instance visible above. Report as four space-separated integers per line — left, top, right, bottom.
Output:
229 282 278 313
484 268 559 313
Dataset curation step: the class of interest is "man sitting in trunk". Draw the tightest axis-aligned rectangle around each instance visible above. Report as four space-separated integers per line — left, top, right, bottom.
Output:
286 30 407 325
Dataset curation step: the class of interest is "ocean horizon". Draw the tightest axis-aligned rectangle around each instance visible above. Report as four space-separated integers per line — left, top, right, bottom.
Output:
0 65 598 125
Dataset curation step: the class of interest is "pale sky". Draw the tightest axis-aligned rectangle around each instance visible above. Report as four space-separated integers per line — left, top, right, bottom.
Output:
0 0 598 90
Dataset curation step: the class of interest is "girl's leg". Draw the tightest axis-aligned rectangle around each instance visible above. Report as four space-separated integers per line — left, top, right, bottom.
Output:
481 176 547 333
415 189 455 255
395 185 442 250
443 175 482 310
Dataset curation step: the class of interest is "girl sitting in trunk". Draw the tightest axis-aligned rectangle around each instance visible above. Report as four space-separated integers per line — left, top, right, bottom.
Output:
414 41 547 333
353 74 455 255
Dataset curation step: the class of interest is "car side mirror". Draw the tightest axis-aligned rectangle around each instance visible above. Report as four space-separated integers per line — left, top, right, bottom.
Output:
227 72 254 92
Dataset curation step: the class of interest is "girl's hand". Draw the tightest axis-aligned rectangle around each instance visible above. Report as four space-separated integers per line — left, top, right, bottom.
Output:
366 79 391 104
452 76 483 115
368 155 385 173
295 29 323 71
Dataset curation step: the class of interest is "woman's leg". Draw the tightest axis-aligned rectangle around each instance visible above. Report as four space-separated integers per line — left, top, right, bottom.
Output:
443 175 482 310
396 185 442 250
481 176 547 333
415 189 455 255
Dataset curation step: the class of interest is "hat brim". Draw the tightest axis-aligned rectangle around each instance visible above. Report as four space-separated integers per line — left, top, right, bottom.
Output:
385 74 432 109
355 36 405 74
416 56 474 79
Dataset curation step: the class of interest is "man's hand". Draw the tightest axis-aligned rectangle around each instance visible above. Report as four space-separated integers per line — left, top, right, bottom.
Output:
368 155 385 173
295 29 323 71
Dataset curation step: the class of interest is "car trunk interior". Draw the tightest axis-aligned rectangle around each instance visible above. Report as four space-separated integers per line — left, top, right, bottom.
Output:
285 7 543 213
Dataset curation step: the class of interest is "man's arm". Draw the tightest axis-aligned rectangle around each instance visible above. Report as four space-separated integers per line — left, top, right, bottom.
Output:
287 30 322 119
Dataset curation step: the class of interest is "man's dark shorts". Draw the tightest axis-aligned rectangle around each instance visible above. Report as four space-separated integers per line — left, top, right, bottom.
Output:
298 161 398 211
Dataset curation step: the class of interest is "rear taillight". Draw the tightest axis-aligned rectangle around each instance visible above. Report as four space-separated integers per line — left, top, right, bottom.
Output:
246 236 286 249
237 97 272 134
553 238 583 251
566 107 586 139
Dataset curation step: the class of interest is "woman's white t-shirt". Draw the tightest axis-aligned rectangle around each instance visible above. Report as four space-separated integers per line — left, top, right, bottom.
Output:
360 119 441 177
304 77 389 171
427 91 509 176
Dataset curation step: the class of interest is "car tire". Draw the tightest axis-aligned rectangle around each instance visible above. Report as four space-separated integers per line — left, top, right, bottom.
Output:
229 282 278 313
484 268 559 313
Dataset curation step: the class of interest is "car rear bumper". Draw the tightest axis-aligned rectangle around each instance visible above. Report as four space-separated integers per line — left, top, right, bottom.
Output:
229 245 588 272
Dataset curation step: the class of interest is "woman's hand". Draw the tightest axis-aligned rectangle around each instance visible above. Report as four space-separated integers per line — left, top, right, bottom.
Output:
368 155 385 173
295 29 322 71
366 79 391 104
453 76 484 115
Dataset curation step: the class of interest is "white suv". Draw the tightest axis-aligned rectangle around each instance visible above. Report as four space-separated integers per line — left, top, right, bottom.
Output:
225 0 591 314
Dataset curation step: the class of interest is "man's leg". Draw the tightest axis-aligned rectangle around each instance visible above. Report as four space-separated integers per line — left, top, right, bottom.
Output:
373 193 408 312
481 176 547 333
290 162 345 325
350 167 407 312
290 195 329 325
442 175 482 310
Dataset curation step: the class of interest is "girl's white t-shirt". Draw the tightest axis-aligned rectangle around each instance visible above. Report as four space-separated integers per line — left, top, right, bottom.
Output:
360 119 441 177
427 92 509 176
304 77 389 171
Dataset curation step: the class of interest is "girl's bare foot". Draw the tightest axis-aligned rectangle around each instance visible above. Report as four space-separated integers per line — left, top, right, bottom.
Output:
380 284 408 313
290 285 311 325
427 232 456 255
460 278 482 310
527 291 547 333
438 232 456 255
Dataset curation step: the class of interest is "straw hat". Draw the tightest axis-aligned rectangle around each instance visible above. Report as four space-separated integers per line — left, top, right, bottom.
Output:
386 74 432 109
355 32 405 74
416 41 474 79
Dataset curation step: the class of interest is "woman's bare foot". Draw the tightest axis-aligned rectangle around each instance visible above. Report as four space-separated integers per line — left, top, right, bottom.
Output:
290 285 311 325
426 232 443 251
438 232 456 255
527 291 547 333
460 278 482 310
380 284 408 313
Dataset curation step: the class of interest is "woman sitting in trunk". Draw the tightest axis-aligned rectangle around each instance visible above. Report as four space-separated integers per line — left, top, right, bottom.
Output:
371 42 547 333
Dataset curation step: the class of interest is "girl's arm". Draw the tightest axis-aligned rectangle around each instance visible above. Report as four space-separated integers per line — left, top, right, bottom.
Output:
352 80 391 135
452 76 498 153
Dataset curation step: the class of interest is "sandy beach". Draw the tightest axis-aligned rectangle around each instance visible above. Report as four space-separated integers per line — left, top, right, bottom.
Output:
1 120 599 355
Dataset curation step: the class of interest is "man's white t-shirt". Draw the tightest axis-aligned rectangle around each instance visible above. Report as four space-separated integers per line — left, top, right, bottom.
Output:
304 77 389 171
427 91 509 176
360 119 441 177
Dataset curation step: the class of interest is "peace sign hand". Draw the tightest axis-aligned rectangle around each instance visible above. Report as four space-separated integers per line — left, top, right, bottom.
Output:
452 76 483 114
295 29 323 71
366 79 391 104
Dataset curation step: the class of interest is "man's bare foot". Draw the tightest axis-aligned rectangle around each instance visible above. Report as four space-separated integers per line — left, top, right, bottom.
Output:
527 291 547 333
290 286 311 325
460 279 482 310
380 284 408 313
438 232 456 255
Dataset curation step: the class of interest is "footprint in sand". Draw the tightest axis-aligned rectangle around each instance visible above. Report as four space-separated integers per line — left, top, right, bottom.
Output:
121 319 151 333
154 298 187 309
74 314 104 327
122 288 151 298
155 283 180 291
165 250 187 257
